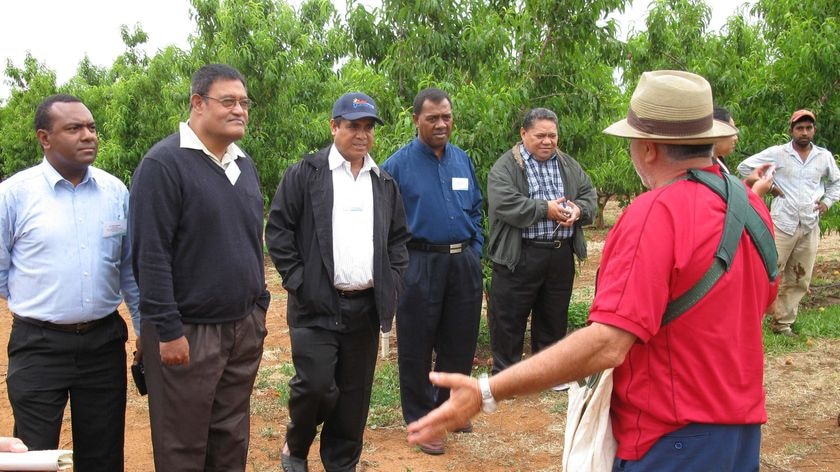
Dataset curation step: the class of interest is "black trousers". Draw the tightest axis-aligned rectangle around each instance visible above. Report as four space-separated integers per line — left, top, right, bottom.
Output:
488 241 575 374
396 247 483 424
286 293 379 472
6 312 128 472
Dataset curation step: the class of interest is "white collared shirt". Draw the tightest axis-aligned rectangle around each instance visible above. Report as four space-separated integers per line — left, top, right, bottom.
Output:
179 122 246 184
329 145 378 290
738 141 840 235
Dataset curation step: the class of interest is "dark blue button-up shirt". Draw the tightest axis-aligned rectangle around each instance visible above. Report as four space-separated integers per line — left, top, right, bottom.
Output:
382 138 483 254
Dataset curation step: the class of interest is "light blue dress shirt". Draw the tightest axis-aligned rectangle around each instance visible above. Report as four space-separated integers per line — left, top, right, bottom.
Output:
0 159 141 334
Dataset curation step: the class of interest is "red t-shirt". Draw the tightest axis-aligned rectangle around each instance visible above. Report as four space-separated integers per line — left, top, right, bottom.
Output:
588 167 777 460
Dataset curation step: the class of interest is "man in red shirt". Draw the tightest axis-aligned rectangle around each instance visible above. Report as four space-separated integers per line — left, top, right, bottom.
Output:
405 70 777 470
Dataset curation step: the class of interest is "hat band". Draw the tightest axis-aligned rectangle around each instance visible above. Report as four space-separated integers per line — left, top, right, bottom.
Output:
627 108 713 137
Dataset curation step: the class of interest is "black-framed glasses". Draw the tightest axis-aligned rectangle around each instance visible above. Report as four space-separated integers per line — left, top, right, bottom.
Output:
202 95 254 110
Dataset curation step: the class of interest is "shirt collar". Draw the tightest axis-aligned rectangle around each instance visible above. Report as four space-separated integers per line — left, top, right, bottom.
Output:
40 157 94 189
328 144 380 176
179 122 245 163
413 137 449 159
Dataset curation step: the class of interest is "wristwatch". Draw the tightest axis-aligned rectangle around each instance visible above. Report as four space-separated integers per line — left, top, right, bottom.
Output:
478 373 497 413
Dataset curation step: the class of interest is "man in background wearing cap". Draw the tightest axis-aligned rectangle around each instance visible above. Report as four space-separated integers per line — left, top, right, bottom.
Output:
406 71 777 471
738 109 840 336
131 64 271 471
266 92 410 472
381 87 484 455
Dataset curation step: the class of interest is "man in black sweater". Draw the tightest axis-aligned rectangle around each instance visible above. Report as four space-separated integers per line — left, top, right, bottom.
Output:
130 64 270 471
266 92 410 472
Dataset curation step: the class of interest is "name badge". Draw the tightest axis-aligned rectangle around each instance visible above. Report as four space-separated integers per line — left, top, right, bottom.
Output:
452 177 469 191
103 220 127 238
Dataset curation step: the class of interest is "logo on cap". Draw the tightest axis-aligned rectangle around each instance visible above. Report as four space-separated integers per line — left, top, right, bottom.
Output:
352 98 376 111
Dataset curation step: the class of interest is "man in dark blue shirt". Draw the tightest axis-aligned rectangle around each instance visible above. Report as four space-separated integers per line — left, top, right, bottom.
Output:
381 87 484 455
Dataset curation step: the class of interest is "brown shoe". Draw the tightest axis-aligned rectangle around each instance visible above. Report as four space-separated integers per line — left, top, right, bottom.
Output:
773 327 797 337
418 439 445 455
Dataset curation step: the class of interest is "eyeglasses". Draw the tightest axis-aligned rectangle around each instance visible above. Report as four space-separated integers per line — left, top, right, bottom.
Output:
202 95 254 110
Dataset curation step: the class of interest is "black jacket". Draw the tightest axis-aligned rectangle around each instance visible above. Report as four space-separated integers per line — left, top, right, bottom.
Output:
265 147 410 332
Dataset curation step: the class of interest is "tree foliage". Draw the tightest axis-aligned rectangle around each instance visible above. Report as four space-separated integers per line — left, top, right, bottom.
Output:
0 0 837 230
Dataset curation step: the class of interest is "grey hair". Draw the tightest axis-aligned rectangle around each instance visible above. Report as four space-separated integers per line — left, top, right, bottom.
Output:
522 108 558 130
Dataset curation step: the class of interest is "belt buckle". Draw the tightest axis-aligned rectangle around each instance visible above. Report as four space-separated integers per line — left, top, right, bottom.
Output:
553 240 562 249
450 243 463 254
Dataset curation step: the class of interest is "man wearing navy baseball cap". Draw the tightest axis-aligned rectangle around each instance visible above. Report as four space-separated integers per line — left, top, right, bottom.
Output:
266 92 410 472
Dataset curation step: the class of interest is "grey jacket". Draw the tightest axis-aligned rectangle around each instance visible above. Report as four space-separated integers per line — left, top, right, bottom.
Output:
487 144 597 271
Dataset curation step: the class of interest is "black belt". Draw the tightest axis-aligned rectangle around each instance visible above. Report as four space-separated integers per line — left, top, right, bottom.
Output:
12 310 118 334
407 240 470 254
522 239 569 249
336 288 374 299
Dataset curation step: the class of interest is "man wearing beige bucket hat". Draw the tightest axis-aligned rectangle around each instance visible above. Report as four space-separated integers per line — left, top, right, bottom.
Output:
738 109 840 336
405 70 778 471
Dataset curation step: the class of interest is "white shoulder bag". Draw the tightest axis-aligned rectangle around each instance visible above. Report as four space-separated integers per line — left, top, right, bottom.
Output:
562 368 616 472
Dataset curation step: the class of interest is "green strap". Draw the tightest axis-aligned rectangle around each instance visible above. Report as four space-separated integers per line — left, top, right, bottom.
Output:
689 170 778 281
662 170 778 326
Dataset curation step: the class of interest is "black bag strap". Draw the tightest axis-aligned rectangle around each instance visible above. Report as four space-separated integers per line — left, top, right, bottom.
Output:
661 170 778 326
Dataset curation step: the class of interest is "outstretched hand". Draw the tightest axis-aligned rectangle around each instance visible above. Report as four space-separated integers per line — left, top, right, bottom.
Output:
406 372 483 445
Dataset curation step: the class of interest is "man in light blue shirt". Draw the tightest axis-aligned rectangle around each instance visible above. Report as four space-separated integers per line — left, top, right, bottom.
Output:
738 109 840 335
0 94 140 471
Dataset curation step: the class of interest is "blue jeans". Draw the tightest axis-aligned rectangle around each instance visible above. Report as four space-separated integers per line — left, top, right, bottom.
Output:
612 423 761 472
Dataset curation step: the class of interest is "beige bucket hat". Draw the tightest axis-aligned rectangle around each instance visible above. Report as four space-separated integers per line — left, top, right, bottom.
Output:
603 70 737 144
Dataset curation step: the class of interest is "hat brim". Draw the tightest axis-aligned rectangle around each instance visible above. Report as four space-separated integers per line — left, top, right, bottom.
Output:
603 119 737 144
337 112 384 125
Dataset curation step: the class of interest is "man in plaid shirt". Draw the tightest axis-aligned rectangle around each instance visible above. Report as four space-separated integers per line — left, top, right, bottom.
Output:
486 108 597 381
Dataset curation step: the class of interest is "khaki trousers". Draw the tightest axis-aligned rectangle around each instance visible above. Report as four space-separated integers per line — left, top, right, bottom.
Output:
772 224 819 331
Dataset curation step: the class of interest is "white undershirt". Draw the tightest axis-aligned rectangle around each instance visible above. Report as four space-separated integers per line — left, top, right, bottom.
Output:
329 144 377 290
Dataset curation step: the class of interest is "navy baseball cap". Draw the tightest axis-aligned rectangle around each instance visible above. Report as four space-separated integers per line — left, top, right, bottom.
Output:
332 92 384 124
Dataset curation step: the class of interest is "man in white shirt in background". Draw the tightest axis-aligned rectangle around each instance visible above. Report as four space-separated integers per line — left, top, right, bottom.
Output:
738 109 840 335
266 92 410 472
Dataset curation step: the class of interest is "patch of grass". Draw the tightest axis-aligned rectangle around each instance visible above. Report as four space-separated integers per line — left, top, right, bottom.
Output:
762 324 807 355
782 441 819 458
762 304 840 355
547 391 570 414
568 301 590 330
476 307 491 354
259 426 280 438
795 304 840 337
368 361 403 428
254 362 295 405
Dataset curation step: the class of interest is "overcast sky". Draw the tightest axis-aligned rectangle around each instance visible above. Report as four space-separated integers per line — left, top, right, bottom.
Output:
0 0 754 101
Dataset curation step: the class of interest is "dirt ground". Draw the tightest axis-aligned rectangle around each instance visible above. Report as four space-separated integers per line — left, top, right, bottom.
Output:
1 210 839 471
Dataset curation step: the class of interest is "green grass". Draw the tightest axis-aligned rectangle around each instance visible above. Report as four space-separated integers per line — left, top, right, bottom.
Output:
763 304 840 355
568 302 590 330
368 361 403 428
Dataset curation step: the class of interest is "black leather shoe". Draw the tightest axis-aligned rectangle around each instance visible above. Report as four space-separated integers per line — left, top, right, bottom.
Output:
281 452 309 472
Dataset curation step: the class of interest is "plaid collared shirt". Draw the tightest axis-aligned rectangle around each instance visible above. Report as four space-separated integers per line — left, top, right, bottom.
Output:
521 144 574 240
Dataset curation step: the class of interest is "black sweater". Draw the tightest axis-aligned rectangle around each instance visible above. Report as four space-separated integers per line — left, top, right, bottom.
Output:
130 132 270 342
